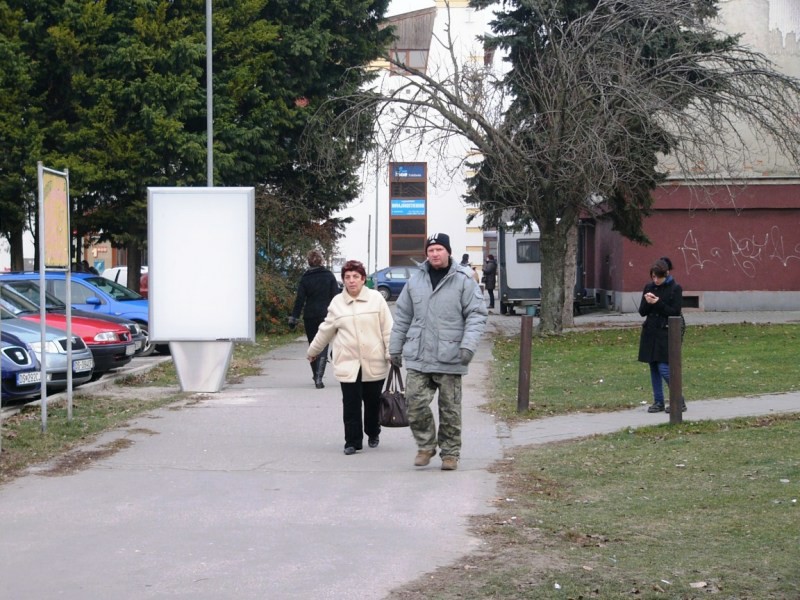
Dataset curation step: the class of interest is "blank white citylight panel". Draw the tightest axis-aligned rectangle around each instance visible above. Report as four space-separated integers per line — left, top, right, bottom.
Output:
148 187 255 342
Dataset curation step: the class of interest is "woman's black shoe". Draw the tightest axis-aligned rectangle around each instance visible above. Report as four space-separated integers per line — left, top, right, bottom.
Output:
343 446 356 455
368 436 379 448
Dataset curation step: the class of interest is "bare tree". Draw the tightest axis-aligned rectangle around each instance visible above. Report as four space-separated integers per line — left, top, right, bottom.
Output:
307 0 800 333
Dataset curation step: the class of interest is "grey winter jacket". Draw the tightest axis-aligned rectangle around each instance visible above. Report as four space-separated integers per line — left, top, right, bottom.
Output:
389 260 488 375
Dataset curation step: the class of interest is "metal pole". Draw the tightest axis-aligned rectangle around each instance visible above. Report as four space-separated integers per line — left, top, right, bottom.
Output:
367 214 371 274
206 0 213 186
668 315 683 424
517 315 533 412
374 152 379 271
37 162 47 432
65 168 72 420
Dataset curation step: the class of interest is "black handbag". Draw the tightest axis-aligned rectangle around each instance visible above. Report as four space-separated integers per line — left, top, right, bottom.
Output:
379 365 409 428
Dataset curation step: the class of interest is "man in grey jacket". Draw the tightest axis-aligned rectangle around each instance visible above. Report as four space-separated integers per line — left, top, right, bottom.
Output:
389 232 488 471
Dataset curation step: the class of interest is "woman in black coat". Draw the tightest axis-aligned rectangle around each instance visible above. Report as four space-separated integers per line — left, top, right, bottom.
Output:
289 250 340 388
483 254 498 309
638 259 684 413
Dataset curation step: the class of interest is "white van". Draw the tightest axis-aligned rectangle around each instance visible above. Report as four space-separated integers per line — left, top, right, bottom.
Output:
497 224 542 315
102 266 148 288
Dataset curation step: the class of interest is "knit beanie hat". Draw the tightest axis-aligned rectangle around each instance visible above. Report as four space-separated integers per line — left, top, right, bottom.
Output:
425 232 451 255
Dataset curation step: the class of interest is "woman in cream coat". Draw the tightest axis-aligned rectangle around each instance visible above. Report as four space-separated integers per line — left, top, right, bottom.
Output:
308 259 393 455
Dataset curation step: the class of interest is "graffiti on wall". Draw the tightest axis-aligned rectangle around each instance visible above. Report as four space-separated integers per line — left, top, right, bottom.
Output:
679 225 800 278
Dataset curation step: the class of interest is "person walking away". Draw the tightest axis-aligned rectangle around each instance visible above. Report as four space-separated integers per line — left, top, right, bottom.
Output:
289 249 340 388
483 254 497 310
307 260 393 455
389 233 488 471
638 258 686 413
460 253 480 284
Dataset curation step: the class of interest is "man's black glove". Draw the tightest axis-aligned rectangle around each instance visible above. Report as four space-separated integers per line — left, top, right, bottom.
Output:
459 349 474 366
287 316 298 331
390 355 403 368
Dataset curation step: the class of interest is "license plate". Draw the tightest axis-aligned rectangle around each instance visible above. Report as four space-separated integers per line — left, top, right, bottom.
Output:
134 340 142 351
17 371 41 385
73 358 94 373
125 344 135 356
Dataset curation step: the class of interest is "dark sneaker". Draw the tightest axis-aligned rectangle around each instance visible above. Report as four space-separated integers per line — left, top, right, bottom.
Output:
368 436 380 448
647 403 665 413
343 446 357 455
414 449 436 467
441 456 458 471
665 402 687 413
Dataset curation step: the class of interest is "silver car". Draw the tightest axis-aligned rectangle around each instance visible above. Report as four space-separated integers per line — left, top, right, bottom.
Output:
0 307 94 390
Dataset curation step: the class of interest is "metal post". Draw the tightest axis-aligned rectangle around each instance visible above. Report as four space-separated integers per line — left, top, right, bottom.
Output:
37 162 47 432
668 315 683 424
517 315 534 412
206 0 213 186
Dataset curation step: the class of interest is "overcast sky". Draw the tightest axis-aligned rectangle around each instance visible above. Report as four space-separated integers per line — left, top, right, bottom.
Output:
387 0 435 17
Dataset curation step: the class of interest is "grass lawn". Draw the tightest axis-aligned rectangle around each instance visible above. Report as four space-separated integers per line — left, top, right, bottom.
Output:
488 323 800 420
388 323 800 599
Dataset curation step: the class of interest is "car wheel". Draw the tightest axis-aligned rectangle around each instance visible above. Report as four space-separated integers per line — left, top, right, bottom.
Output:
378 286 391 301
136 325 156 357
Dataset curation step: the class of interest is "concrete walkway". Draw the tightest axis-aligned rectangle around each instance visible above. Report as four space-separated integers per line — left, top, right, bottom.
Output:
0 311 798 599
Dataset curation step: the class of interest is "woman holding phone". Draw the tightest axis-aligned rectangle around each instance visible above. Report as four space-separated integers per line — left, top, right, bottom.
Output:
638 258 685 413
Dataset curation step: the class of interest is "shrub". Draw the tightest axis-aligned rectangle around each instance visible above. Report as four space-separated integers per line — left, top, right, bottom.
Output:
255 267 296 334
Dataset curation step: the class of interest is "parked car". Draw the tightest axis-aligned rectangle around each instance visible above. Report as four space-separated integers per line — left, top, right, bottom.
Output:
0 286 135 375
0 272 156 355
0 279 149 356
0 307 94 390
102 266 148 298
1 332 42 404
370 266 413 301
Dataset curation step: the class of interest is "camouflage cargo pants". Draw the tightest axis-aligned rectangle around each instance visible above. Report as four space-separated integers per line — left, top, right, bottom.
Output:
405 370 462 458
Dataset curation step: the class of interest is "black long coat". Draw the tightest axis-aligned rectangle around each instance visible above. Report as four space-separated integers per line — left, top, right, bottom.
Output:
637 277 683 364
291 267 339 321
483 259 497 290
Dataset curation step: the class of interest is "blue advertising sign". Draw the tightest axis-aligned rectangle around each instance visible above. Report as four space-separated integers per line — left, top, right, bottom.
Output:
391 164 425 179
391 199 426 216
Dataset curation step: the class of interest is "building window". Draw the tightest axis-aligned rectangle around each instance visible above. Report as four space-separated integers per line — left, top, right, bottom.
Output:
390 49 429 74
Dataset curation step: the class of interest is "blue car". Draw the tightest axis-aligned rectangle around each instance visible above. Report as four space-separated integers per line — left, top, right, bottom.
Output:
1 331 42 404
370 266 413 301
0 272 154 356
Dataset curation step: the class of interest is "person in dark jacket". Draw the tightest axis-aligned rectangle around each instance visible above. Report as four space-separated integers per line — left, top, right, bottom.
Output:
638 258 685 413
483 254 498 309
289 250 340 388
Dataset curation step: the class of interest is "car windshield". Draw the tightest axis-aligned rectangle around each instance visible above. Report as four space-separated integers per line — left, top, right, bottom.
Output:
2 280 66 310
0 286 38 315
83 276 143 300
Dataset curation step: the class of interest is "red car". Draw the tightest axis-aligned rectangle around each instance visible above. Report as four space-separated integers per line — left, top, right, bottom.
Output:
0 286 135 375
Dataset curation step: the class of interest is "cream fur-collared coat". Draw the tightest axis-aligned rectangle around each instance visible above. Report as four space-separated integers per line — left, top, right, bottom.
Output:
307 285 393 383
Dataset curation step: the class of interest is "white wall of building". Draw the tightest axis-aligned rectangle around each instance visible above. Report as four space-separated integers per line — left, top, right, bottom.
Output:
335 1 498 274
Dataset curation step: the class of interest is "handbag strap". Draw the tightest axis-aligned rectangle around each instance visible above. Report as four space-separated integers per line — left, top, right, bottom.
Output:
383 364 404 393
393 364 404 393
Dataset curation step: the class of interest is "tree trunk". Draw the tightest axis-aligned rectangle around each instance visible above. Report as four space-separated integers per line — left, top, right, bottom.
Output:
9 227 25 271
127 241 142 293
537 224 568 335
561 220 578 329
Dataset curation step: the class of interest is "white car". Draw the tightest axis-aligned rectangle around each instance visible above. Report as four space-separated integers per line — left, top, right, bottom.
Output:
102 265 148 287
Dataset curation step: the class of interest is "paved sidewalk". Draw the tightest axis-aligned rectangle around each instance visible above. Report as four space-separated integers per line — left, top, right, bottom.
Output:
0 311 798 599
